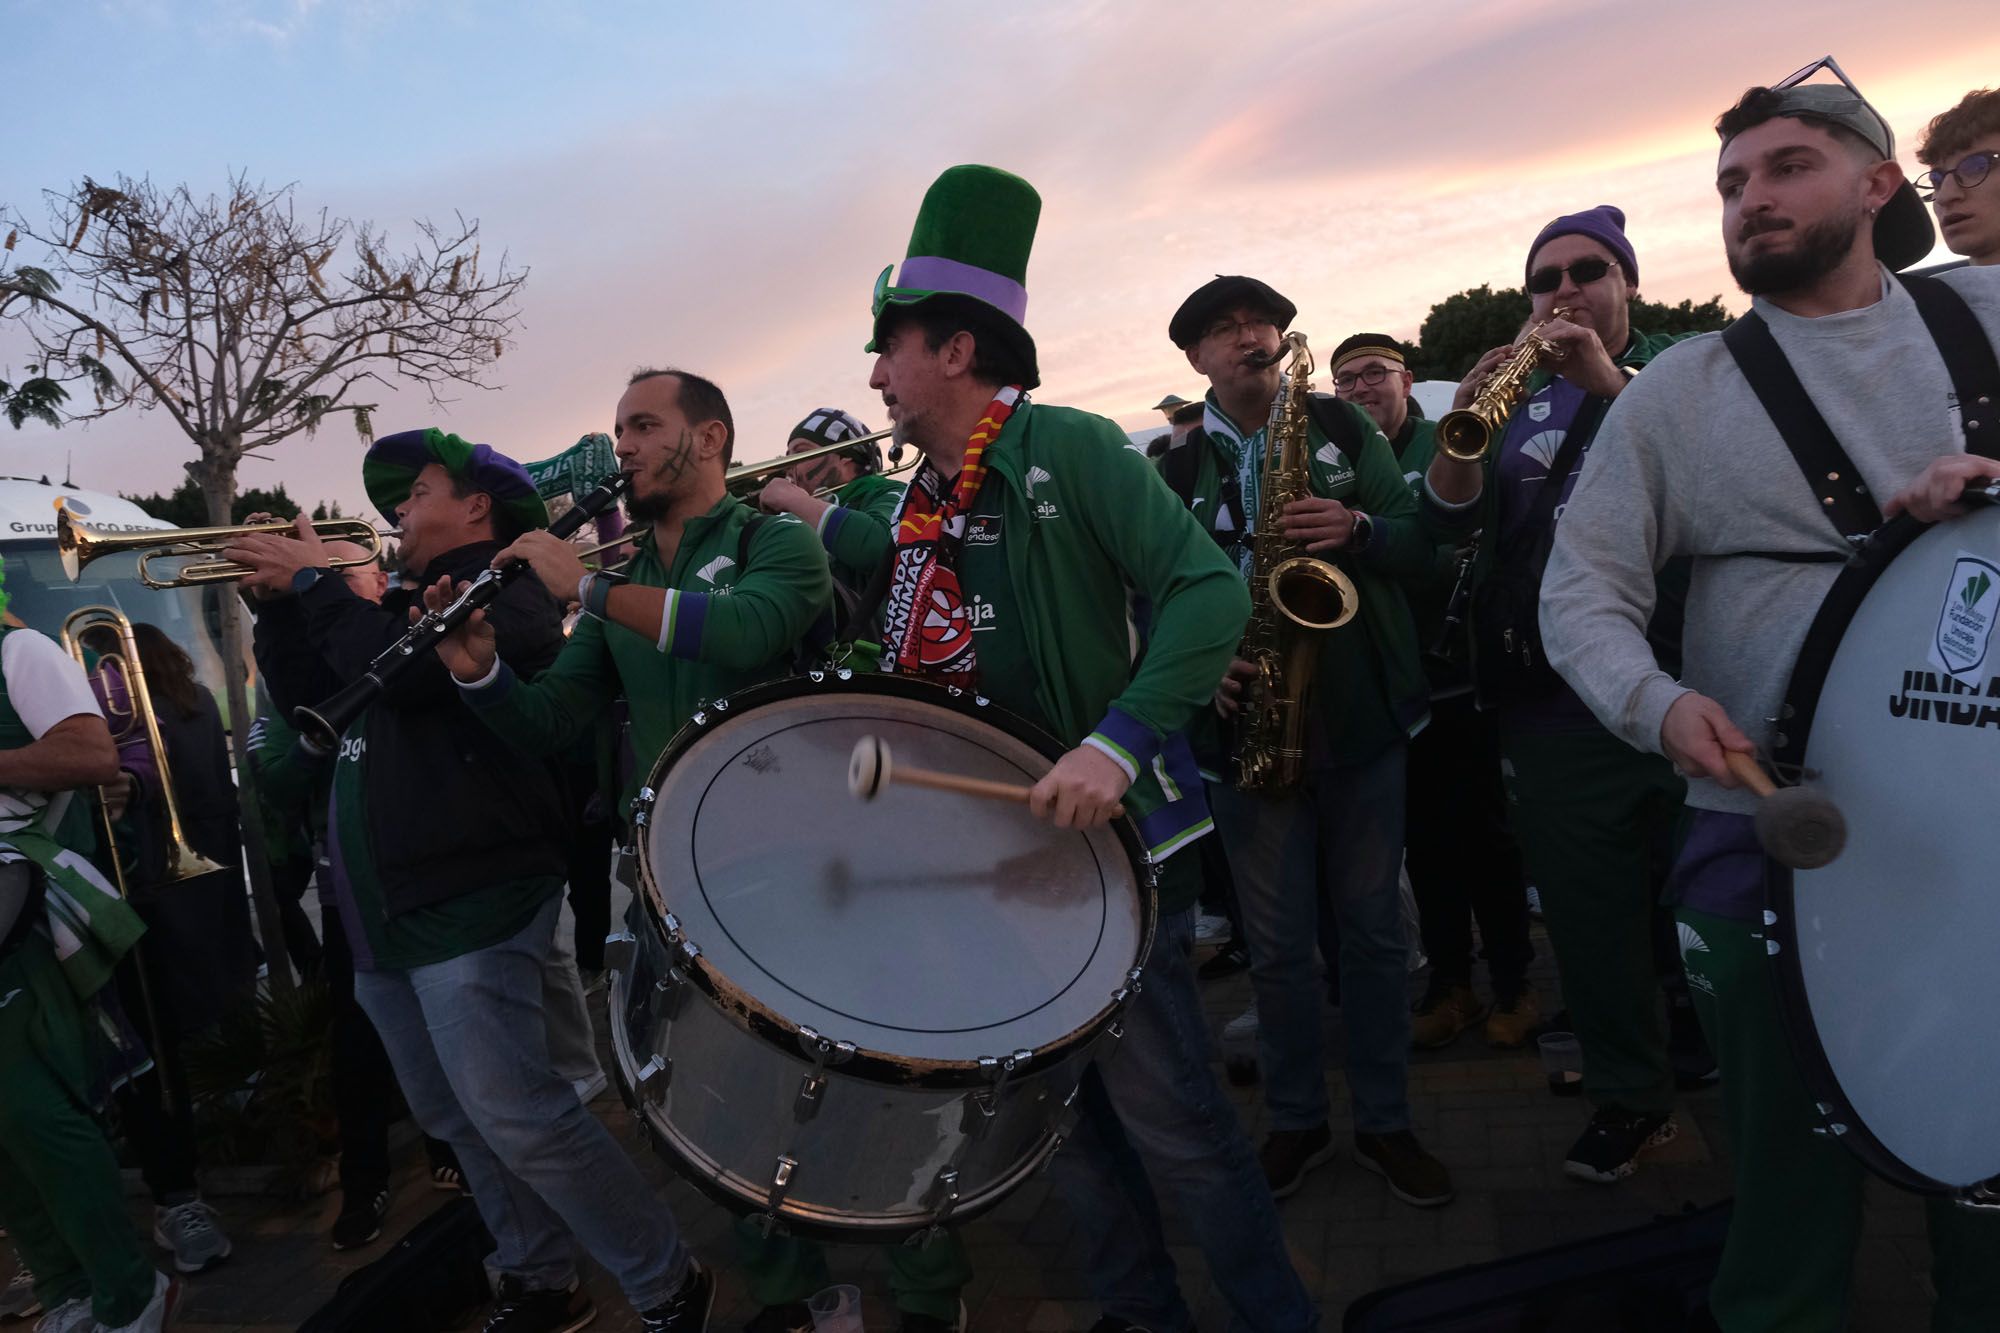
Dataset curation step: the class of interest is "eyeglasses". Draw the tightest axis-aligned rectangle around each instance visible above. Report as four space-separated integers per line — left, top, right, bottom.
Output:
1525 256 1615 295
1201 316 1277 343
1918 150 1997 200
1332 363 1401 392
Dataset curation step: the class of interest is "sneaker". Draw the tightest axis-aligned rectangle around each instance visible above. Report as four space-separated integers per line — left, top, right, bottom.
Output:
1483 984 1541 1049
639 1261 713 1333
1354 1130 1455 1208
571 1069 610 1105
1221 1003 1260 1087
431 1162 466 1193
742 1303 811 1333
1260 1122 1336 1199
32 1297 90 1333
1564 1107 1679 1184
92 1271 178 1333
1525 885 1544 918
330 1186 391 1251
1196 940 1249 981
482 1276 595 1333
1409 980 1485 1049
1193 913 1233 948
151 1198 231 1274
898 1300 966 1333
2 1264 40 1320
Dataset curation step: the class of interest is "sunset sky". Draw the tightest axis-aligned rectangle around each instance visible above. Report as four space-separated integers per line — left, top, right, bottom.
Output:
4 0 1996 519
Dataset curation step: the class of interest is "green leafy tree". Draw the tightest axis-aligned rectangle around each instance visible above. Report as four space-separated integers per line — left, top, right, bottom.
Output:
1412 285 1732 382
1 174 527 992
122 479 308 528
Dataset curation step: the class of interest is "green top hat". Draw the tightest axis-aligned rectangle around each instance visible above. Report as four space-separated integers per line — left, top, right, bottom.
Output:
869 165 1042 388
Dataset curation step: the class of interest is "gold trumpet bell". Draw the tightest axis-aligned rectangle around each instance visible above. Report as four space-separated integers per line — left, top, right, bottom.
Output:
54 499 391 588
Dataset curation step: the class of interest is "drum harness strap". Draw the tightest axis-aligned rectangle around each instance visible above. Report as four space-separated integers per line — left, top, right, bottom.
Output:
1721 273 2000 554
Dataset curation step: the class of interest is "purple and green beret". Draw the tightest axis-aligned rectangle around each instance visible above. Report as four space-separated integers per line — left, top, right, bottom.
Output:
362 428 550 533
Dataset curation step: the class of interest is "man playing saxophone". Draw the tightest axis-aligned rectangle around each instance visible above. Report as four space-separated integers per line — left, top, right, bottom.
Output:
1158 275 1451 1208
1422 207 1703 1187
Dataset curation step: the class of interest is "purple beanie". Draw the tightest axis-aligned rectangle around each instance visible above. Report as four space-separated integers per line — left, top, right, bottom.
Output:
1527 205 1638 286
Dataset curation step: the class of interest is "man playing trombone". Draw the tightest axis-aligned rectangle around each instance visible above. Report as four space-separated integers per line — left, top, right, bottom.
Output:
754 408 906 598
228 430 710 1333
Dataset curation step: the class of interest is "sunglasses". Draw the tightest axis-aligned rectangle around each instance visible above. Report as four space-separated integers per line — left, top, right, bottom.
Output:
1918 150 1997 201
1525 256 1616 295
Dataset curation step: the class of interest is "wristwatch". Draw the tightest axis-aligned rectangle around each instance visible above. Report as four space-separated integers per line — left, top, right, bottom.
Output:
1351 510 1375 551
290 567 326 595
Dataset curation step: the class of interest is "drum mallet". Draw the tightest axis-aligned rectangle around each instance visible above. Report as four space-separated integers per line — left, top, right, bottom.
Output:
1723 751 1846 870
848 735 1125 819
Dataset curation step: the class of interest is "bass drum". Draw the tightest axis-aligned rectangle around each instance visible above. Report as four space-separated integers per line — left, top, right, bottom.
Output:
1769 494 2000 1198
607 672 1154 1238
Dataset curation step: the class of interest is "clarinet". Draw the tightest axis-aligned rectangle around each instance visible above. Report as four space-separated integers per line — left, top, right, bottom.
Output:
293 471 632 756
1426 530 1481 666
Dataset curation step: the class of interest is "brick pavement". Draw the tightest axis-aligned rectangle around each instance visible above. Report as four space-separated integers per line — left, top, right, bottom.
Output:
9 925 1939 1332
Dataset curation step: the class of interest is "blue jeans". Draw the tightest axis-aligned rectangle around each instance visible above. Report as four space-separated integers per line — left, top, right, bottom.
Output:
1047 906 1318 1333
353 895 688 1308
1209 744 1412 1134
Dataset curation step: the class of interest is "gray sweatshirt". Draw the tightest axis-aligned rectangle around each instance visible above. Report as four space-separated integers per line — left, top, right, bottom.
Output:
1540 263 2000 815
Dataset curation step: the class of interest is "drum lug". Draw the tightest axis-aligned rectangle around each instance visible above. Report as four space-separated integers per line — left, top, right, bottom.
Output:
633 1053 671 1091
962 1050 1033 1137
653 969 689 1020
752 1155 800 1237
792 1028 855 1124
921 1166 961 1231
630 787 656 829
603 930 637 975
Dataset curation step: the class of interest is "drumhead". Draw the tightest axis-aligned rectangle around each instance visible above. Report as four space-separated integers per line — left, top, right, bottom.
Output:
1772 501 2000 1193
635 673 1151 1079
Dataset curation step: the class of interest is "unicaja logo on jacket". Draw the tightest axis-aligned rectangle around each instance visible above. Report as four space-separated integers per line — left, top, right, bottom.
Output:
1025 465 1052 497
695 555 735 585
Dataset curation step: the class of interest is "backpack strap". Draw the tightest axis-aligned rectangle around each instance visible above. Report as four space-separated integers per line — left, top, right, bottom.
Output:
736 513 765 571
1899 273 2000 460
1721 313 1883 539
1161 428 1241 549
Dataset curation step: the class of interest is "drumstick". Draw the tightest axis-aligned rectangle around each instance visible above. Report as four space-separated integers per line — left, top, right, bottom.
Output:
1723 750 1847 870
847 735 1125 819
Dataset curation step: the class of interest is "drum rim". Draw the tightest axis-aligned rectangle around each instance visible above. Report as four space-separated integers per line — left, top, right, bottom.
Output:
633 669 1159 1090
605 959 1069 1240
1768 511 1969 1196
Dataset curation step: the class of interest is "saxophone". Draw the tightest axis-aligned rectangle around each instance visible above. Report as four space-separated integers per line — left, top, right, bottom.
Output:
1434 308 1574 463
1232 331 1361 793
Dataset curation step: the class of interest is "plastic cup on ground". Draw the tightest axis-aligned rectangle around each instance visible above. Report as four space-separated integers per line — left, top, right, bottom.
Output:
1539 1031 1583 1097
808 1284 864 1333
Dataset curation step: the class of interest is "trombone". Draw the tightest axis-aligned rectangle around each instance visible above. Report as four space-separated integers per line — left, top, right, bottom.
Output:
55 499 393 589
58 606 226 886
723 428 917 499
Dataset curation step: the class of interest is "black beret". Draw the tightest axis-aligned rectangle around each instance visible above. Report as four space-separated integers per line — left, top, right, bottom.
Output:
1168 275 1297 349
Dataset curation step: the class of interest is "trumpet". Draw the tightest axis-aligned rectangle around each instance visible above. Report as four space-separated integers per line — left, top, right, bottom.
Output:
58 606 225 885
1434 309 1574 464
56 500 393 589
723 428 915 499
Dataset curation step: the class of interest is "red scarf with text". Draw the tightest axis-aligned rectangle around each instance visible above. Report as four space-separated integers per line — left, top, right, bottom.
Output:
882 386 1022 682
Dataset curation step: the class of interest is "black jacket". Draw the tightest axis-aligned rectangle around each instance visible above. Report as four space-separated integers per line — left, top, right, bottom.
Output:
252 541 569 916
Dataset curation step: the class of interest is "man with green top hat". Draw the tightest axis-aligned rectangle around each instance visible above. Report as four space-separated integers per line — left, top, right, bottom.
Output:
1159 277 1453 1213
229 429 715 1333
866 163 1313 1332
0 567 178 1333
1328 332 1537 1054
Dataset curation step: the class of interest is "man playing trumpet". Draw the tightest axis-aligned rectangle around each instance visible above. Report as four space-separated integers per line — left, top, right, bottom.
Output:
1424 207 1700 1186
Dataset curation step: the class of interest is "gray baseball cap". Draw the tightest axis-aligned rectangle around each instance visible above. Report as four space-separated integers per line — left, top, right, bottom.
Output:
1718 78 1934 271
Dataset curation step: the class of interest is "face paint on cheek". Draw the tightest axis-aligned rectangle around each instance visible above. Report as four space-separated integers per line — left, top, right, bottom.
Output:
654 427 696 485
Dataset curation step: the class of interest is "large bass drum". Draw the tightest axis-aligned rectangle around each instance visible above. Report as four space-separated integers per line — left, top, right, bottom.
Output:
607 672 1154 1238
1769 493 2000 1199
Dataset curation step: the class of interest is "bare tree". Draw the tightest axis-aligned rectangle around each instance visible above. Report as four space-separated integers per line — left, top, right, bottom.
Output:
1 173 528 992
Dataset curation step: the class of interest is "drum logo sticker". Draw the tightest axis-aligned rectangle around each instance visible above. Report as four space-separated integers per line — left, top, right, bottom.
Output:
1930 552 2000 680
